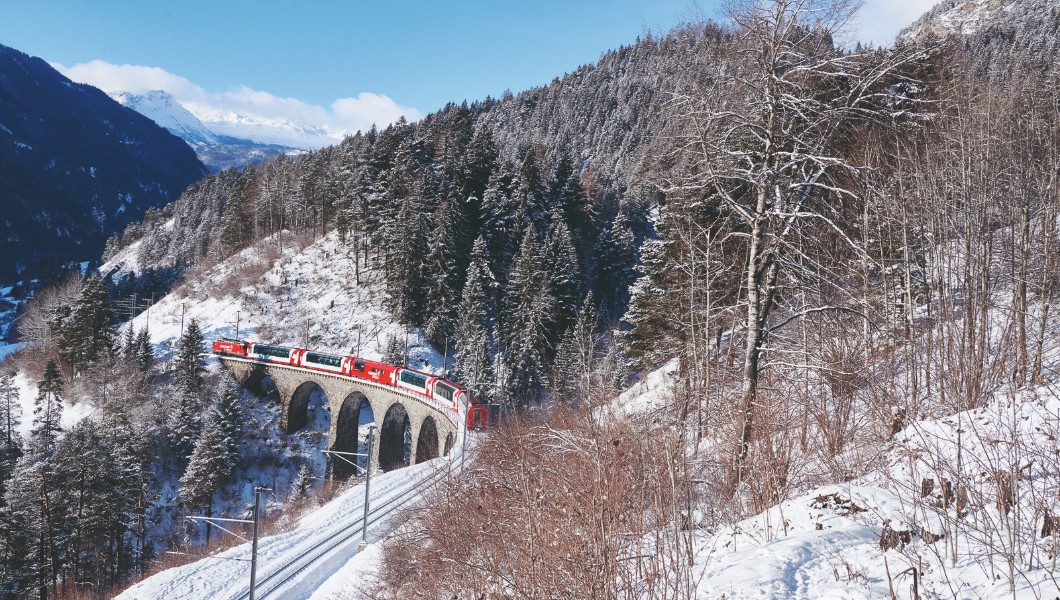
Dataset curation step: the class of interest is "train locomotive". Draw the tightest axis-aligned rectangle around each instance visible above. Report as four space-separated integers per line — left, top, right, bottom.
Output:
211 338 491 430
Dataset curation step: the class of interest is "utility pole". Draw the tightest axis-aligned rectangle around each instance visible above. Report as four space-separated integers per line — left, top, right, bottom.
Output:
249 486 269 600
180 302 186 339
181 486 271 600
359 425 375 552
227 311 241 339
305 318 311 350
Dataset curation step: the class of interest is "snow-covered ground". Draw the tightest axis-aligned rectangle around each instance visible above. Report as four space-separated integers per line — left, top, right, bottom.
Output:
109 229 445 373
115 456 454 600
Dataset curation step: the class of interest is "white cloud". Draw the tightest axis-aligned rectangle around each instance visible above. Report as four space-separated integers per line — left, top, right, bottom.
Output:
54 60 421 149
856 0 940 47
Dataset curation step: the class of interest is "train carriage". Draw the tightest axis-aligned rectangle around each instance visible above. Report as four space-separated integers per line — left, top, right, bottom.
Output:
247 343 302 366
349 358 398 385
299 350 350 375
212 338 494 430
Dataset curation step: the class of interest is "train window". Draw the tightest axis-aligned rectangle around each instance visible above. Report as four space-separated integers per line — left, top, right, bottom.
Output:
253 345 291 359
435 382 455 402
354 360 366 371
399 371 428 388
306 352 342 367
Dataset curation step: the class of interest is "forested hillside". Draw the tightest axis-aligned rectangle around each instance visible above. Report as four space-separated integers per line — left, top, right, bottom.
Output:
0 44 207 282
98 27 732 406
5 0 1060 597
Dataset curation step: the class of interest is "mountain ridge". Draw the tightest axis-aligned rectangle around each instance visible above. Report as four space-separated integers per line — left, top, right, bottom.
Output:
113 89 303 171
0 43 208 281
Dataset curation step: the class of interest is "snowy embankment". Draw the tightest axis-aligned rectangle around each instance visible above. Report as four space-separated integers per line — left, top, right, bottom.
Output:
115 457 454 600
610 358 1060 596
107 229 441 368
96 230 458 598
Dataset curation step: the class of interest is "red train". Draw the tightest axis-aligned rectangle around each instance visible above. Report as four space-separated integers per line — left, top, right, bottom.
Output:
211 338 492 430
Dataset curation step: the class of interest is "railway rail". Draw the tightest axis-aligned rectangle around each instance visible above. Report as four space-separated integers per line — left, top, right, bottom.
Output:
227 458 454 600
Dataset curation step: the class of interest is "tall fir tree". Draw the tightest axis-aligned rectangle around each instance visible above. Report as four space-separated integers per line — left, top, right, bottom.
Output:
135 327 154 374
500 227 556 407
173 319 205 395
0 374 20 445
58 275 116 373
382 332 406 367
479 168 519 286
179 417 235 547
551 293 601 404
593 215 638 322
543 214 582 347
423 197 470 346
515 146 549 233
454 237 496 402
212 376 245 458
33 360 64 443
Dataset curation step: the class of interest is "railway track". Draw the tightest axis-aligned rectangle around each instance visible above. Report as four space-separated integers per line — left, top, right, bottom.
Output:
227 459 453 600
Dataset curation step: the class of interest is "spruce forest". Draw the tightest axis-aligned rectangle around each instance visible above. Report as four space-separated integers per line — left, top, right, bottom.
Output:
3 0 1060 597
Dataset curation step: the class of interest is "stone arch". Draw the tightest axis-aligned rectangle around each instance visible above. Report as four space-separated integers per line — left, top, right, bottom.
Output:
332 391 374 479
378 402 411 472
443 432 454 457
416 416 440 463
288 381 329 434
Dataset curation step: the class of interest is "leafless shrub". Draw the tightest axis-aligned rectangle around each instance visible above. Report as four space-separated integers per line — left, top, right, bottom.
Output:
374 408 698 599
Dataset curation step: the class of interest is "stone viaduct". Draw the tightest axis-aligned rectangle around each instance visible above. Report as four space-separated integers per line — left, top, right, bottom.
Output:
219 357 461 478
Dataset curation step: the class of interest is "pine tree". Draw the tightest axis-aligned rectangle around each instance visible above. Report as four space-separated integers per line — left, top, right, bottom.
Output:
423 197 469 346
291 463 313 503
593 215 638 322
212 377 245 458
461 127 498 220
121 325 137 361
0 374 20 445
56 420 136 588
58 275 116 373
3 429 69 600
500 227 556 407
33 360 63 443
174 319 205 395
169 386 203 464
382 332 406 366
480 168 519 284
515 146 549 233
135 327 154 374
454 237 497 402
543 214 582 346
179 418 235 547
104 415 154 578
551 294 601 404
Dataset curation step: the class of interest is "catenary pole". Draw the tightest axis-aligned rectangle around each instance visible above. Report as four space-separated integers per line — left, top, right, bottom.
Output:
359 425 375 552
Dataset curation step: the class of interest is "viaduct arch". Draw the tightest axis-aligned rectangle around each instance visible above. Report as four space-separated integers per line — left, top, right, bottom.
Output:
219 357 460 478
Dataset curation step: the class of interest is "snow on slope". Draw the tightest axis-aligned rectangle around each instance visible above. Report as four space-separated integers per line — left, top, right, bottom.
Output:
687 386 1060 599
115 458 454 600
120 229 444 373
115 90 222 147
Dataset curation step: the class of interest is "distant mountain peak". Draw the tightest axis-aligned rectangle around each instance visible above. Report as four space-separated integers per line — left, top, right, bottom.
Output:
114 89 222 147
114 90 303 171
0 42 207 281
901 0 1059 41
899 0 1060 77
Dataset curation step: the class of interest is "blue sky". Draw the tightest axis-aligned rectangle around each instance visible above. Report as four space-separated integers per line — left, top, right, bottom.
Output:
0 0 936 146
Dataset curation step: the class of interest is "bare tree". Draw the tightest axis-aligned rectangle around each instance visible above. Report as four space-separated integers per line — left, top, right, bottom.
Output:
665 0 919 489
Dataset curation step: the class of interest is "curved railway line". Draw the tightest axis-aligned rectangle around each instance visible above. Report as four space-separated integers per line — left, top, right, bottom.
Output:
229 460 453 600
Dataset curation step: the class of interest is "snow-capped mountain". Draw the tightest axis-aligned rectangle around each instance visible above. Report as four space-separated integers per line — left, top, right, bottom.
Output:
114 90 303 171
192 106 342 150
114 90 222 147
899 0 1060 75
0 43 206 282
